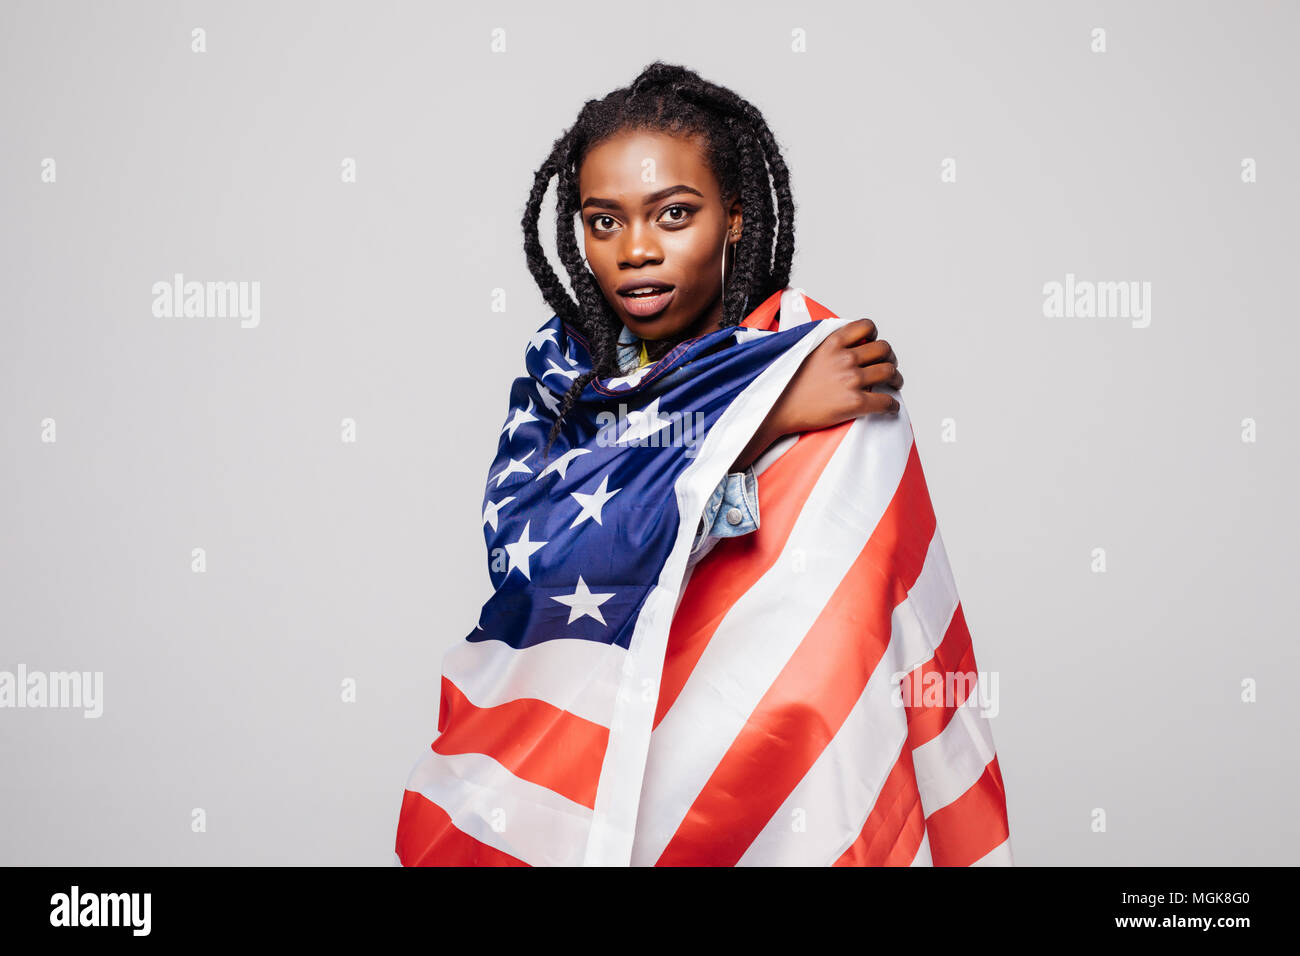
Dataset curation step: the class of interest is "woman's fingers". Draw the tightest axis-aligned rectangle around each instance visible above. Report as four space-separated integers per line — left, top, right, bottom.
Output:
859 388 900 414
858 360 900 389
836 317 878 346
840 319 902 410
850 341 899 376
847 337 903 390
849 339 892 367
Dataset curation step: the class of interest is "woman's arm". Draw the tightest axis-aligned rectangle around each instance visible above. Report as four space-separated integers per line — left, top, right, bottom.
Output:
730 419 785 473
733 317 903 470
690 317 904 559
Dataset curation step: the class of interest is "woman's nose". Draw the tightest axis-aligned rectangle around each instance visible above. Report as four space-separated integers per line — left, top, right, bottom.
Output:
619 223 663 265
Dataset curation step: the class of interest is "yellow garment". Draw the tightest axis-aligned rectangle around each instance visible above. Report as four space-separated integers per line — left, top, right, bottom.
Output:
638 339 651 368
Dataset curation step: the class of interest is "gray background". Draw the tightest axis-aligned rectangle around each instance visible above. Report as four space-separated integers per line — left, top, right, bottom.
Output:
2 0 1296 865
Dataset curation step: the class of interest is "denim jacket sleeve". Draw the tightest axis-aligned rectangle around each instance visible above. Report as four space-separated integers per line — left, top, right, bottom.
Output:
689 465 760 559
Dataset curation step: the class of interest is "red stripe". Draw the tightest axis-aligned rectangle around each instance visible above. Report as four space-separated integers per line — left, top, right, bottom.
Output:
900 603 977 747
432 676 608 810
737 289 838 331
738 288 785 330
834 745 927 866
898 599 1011 864
924 756 1011 866
802 296 837 321
657 443 935 865
394 789 529 866
655 425 852 728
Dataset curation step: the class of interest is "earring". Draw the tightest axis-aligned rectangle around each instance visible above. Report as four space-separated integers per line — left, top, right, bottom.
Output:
721 227 740 309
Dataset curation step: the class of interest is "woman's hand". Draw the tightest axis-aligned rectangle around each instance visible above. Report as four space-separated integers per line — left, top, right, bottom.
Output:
771 317 902 432
730 318 903 471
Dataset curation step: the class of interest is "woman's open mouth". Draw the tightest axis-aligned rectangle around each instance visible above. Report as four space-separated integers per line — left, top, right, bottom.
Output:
618 286 676 318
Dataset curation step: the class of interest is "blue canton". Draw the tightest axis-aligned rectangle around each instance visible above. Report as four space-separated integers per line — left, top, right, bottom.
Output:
476 305 825 651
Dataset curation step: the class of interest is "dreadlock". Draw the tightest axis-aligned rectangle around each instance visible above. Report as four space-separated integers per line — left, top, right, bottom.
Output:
521 61 797 458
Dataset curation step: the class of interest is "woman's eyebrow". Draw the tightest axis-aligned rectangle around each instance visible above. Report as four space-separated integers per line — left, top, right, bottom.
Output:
581 184 705 211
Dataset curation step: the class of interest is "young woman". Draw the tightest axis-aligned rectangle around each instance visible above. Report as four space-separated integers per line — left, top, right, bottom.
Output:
395 61 1011 867
528 64 904 511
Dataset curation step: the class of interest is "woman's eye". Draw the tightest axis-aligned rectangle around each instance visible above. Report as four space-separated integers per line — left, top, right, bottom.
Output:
591 215 616 232
660 205 691 224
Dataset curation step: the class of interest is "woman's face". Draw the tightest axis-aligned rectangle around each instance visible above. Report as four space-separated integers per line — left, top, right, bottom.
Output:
578 129 741 344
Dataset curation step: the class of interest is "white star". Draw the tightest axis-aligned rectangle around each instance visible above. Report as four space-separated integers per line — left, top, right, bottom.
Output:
535 382 561 416
733 326 773 345
490 448 535 487
543 359 579 384
614 396 673 445
606 365 654 389
537 447 591 481
551 574 616 626
569 473 621 528
482 495 515 531
527 328 558 353
503 519 548 581
501 397 540 440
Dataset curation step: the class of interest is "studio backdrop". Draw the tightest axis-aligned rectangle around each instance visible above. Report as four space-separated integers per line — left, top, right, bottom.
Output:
1 0 1296 865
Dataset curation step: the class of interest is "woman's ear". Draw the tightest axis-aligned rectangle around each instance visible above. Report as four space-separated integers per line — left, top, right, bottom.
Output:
727 197 743 241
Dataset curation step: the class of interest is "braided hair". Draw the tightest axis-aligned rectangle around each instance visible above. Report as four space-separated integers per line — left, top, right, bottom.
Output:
521 61 797 458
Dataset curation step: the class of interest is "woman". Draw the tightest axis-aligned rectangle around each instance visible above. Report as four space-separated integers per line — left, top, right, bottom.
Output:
395 62 1011 866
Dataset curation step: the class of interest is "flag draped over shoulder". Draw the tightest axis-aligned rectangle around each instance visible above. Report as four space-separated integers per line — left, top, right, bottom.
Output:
395 287 1012 866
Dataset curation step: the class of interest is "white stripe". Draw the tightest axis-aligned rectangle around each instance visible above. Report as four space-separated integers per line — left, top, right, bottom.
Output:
739 528 957 865
631 395 916 865
740 671 907 866
440 635 623 727
779 287 811 327
583 313 853 866
683 294 809 572
910 830 932 866
971 836 1014 866
402 749 593 866
910 688 999 815
896 526 960 670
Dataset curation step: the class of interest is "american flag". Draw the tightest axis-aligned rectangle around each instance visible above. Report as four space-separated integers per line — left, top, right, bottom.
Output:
395 287 1012 866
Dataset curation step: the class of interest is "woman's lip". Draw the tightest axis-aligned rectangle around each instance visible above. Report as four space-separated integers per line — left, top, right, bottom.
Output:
619 287 676 318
